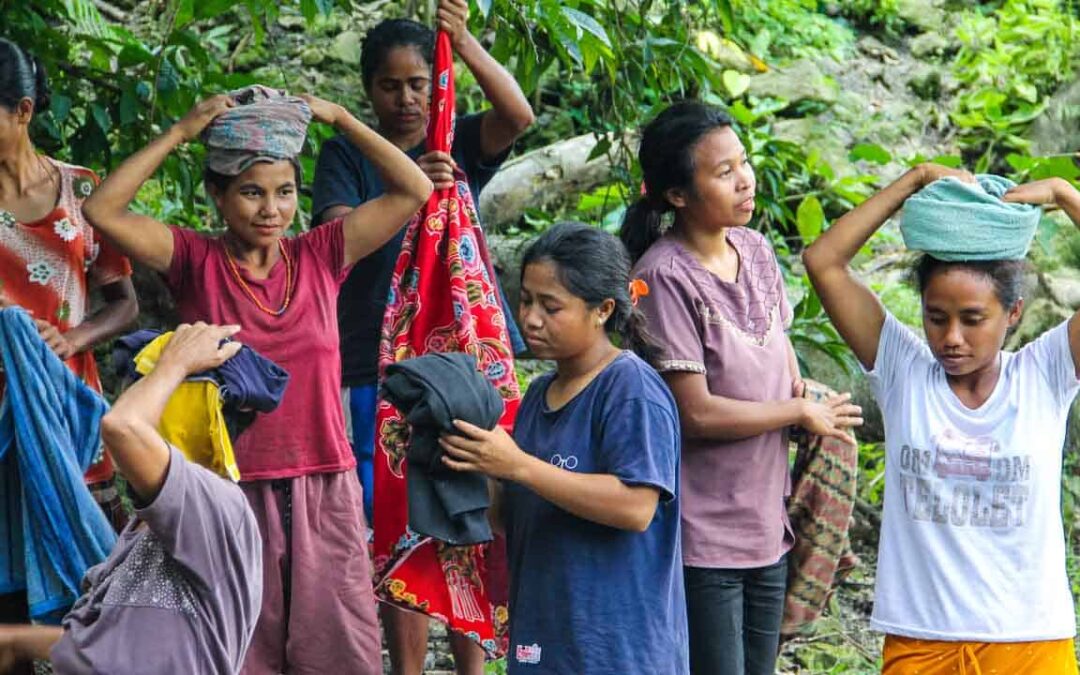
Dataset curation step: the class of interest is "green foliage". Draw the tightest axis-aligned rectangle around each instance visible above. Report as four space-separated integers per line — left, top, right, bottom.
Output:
858 442 887 506
789 274 860 377
949 0 1080 170
731 0 856 61
836 0 905 36
481 0 733 141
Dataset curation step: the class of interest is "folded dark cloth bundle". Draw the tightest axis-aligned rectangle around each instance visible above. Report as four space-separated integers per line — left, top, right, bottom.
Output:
381 352 503 546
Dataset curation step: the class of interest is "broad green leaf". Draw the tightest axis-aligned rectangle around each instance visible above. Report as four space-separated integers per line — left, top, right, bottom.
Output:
90 103 111 133
1014 81 1038 103
1006 153 1034 172
195 0 235 20
119 87 140 126
561 7 611 48
553 25 583 66
157 59 180 94
175 0 195 28
300 0 317 25
929 155 964 168
586 135 613 162
722 70 750 98
796 195 824 244
50 94 72 124
849 143 892 165
728 100 755 126
1030 156 1080 182
118 43 155 68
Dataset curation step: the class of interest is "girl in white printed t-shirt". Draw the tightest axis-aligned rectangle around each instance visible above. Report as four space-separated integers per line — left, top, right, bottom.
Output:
804 164 1080 675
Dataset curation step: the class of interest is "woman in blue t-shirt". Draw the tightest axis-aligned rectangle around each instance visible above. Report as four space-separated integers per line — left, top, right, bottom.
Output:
440 222 689 675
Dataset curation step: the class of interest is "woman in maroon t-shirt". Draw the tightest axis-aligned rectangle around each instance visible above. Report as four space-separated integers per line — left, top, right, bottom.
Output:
83 91 432 674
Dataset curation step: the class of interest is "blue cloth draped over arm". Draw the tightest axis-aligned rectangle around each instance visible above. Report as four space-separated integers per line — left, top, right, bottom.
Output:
0 307 116 622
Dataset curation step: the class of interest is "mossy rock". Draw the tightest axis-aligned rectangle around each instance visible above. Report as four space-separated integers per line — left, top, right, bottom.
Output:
749 60 840 105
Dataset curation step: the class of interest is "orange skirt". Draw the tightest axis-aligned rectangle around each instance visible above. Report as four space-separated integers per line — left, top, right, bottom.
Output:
883 634 1079 675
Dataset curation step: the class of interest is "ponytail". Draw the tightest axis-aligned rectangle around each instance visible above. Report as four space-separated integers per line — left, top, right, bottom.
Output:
617 306 662 368
30 55 50 112
620 198 668 264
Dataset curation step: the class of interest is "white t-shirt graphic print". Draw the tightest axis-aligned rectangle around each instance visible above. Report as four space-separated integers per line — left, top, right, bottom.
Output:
868 313 1080 641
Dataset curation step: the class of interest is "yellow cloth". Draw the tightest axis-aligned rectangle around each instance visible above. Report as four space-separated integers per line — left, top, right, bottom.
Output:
133 333 240 481
883 635 1079 675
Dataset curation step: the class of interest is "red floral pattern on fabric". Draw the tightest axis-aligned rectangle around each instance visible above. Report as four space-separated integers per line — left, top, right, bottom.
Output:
372 31 519 657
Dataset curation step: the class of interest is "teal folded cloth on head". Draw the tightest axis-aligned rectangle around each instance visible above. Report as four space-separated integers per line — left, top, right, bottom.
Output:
900 174 1041 261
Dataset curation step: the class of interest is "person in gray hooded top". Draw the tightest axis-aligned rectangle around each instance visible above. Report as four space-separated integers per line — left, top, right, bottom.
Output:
0 322 263 675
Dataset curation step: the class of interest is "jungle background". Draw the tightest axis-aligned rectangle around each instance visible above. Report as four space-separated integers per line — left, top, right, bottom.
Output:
3 0 1080 672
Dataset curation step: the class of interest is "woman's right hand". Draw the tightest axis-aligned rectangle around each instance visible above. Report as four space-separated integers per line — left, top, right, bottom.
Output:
173 95 235 142
798 392 863 444
155 322 243 378
916 162 975 188
299 94 344 127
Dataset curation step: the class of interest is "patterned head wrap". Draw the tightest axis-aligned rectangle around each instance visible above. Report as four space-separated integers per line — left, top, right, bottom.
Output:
202 85 312 176
901 174 1041 261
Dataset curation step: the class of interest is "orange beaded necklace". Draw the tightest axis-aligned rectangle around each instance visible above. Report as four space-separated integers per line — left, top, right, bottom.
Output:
223 238 295 316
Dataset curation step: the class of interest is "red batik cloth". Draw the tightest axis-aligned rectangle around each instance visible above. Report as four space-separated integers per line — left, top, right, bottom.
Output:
372 30 519 657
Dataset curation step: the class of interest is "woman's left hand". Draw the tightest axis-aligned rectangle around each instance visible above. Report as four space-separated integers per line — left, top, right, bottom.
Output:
437 0 470 49
300 94 343 127
440 420 527 480
1003 177 1072 207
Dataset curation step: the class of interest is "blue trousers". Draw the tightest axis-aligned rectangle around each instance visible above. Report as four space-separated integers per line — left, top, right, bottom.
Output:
343 384 377 524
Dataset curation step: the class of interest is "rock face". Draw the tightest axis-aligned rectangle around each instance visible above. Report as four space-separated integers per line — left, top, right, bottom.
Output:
761 35 961 182
748 59 840 104
1028 78 1080 156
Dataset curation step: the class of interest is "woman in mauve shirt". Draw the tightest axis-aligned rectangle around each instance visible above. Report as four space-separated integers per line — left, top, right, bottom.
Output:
621 101 861 675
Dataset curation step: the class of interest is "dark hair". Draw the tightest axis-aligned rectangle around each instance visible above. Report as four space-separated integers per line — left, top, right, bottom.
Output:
522 221 661 366
619 101 734 262
914 255 1027 309
0 39 50 113
361 19 435 89
204 159 303 194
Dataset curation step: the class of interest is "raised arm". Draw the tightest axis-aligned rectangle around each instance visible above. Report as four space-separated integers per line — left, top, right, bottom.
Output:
802 163 972 368
438 0 535 160
1004 178 1080 376
83 96 235 273
101 323 242 502
303 96 433 267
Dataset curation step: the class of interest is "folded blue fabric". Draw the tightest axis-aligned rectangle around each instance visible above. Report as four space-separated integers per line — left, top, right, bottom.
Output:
901 174 1041 261
0 308 117 622
112 329 290 413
